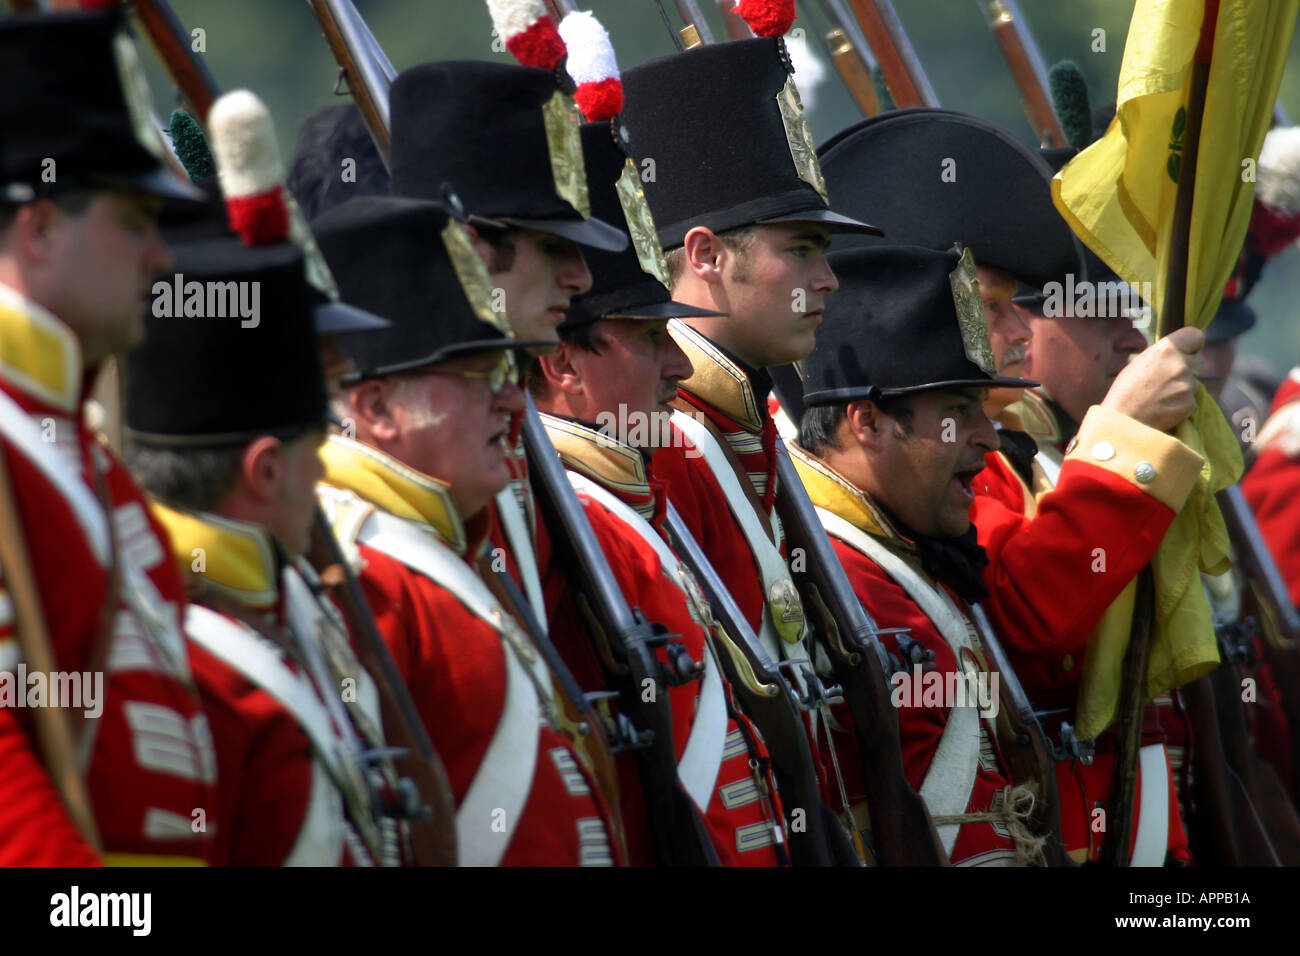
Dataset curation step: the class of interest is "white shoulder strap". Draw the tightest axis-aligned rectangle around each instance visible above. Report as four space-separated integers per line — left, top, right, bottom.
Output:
813 506 982 857
566 471 728 813
495 483 547 634
185 604 349 787
670 410 811 698
185 604 348 865
0 390 189 684
353 509 542 867
0 388 109 563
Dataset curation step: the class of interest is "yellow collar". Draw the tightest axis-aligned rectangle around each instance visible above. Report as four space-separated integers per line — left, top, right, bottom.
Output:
786 441 910 549
1003 389 1062 448
669 319 765 433
318 434 467 554
150 502 280 607
539 413 651 501
0 281 83 413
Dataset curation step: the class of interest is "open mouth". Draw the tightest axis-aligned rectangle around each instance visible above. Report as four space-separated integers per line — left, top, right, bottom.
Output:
951 465 982 503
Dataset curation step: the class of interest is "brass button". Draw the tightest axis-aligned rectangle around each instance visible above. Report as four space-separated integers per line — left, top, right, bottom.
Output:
1090 440 1116 462
1133 461 1157 484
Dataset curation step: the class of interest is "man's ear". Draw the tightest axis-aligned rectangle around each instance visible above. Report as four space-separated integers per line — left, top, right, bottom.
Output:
238 435 286 504
845 399 885 451
349 380 400 443
681 226 726 286
10 200 61 265
535 341 583 398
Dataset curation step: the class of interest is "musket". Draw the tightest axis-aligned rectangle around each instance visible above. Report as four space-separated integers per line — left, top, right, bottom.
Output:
771 441 949 865
1218 485 1300 645
970 604 1072 866
308 512 459 865
664 502 861 866
305 0 393 168
132 0 220 123
522 401 721 865
845 0 939 108
811 0 880 116
974 0 1066 148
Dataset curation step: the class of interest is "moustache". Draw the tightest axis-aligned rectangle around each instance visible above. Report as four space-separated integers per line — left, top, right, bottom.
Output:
1000 344 1028 368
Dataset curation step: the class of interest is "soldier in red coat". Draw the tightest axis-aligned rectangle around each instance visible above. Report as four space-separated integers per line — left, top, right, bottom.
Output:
0 10 219 866
793 246 1044 865
818 107 1207 865
122 114 430 863
314 194 623 866
385 60 629 627
619 38 879 646
528 121 788 865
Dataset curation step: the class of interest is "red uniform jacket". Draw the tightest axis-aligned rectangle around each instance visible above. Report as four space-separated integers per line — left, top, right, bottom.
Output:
0 285 217 865
792 446 1022 866
975 394 1203 863
152 504 394 866
540 414 785 866
318 435 619 866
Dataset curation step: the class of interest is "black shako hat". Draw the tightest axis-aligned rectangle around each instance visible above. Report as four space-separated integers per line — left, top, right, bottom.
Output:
0 10 203 204
562 121 724 328
619 37 881 250
802 246 1038 406
313 196 546 381
389 60 627 253
127 240 328 446
818 109 1085 291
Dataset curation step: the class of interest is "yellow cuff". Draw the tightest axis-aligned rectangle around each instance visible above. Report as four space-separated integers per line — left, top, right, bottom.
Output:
1066 405 1204 511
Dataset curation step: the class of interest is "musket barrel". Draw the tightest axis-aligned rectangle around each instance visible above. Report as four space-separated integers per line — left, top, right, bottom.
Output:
976 0 1066 147
847 0 939 108
673 0 717 45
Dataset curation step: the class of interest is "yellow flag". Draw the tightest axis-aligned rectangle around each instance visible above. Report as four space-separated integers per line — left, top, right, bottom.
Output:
1051 0 1297 738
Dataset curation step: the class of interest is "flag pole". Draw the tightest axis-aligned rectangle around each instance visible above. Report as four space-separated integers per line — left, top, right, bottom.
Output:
1101 0 1220 867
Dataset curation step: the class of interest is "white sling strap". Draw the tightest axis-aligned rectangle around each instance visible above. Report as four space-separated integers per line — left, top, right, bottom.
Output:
814 506 983 858
1131 744 1170 866
495 483 547 634
670 410 811 699
354 508 543 867
566 471 728 813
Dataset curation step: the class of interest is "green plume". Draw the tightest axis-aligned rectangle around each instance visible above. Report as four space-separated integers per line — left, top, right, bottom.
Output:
167 109 216 182
870 66 895 113
1048 60 1093 151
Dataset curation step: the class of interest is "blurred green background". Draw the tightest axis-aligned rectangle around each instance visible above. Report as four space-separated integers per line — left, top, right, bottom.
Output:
138 0 1300 381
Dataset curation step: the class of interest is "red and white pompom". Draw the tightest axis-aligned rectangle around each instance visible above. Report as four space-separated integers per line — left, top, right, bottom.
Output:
208 90 290 246
1253 126 1300 255
733 0 796 38
486 0 566 71
558 11 622 121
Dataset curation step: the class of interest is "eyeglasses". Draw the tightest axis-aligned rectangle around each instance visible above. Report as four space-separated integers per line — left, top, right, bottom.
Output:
422 359 517 396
